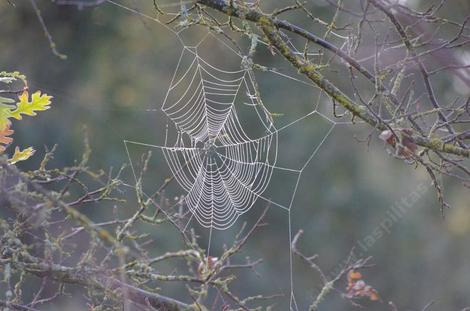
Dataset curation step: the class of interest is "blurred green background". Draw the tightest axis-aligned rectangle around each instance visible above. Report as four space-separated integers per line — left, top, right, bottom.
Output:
1 0 469 310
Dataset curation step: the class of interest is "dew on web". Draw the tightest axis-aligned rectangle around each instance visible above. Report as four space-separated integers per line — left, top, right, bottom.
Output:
106 1 345 309
124 36 337 230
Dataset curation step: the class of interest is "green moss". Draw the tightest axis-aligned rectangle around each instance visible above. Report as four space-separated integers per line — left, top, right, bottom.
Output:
257 15 272 27
300 63 318 73
428 138 444 150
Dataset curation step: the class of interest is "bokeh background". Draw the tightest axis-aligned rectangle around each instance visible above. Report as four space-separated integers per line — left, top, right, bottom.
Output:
1 0 469 310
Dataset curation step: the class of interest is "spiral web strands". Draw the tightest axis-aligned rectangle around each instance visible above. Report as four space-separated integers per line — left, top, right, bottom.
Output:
149 48 280 230
111 1 351 309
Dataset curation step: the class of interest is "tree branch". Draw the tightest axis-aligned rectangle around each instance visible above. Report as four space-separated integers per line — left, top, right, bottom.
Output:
196 0 469 158
0 221 194 311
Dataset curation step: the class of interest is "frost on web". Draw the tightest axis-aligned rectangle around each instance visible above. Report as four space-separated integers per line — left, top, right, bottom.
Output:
159 47 278 230
124 34 340 233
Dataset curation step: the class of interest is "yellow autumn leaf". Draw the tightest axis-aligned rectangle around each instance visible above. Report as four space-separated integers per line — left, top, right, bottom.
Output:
11 91 52 120
9 146 35 164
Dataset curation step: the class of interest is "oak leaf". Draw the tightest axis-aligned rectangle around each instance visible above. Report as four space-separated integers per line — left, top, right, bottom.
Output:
10 91 52 120
9 146 36 164
0 121 14 153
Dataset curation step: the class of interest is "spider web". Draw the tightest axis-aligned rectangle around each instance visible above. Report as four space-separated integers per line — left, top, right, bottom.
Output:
123 41 336 309
124 43 334 231
108 1 353 309
143 46 281 230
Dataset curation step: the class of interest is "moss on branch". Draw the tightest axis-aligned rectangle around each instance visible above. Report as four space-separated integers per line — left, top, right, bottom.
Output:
197 0 470 158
